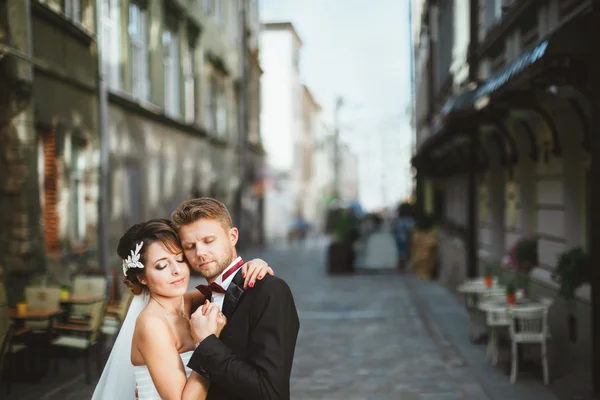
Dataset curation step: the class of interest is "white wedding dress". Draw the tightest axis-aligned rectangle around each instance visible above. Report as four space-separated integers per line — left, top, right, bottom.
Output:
93 294 196 400
133 351 194 400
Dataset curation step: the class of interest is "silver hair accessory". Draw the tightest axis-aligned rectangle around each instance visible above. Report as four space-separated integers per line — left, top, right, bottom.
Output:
122 241 144 276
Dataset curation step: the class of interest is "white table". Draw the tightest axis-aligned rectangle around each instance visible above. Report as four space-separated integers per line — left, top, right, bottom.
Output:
457 278 505 341
477 297 547 314
457 278 503 294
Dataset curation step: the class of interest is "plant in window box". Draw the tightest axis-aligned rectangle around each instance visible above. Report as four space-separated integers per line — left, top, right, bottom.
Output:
551 247 590 342
551 247 590 301
505 282 517 305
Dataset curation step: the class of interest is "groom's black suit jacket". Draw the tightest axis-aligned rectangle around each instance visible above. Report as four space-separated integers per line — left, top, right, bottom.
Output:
188 269 300 400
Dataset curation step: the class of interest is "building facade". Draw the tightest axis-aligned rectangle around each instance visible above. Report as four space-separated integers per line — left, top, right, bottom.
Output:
260 22 303 241
299 85 321 226
103 0 264 261
0 0 265 297
1 0 100 295
412 0 594 389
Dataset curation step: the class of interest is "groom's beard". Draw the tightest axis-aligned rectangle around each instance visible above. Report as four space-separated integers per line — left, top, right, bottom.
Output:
197 249 235 282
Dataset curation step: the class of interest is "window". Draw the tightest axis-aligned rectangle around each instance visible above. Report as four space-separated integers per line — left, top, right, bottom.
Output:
71 146 87 241
129 3 149 102
204 0 213 14
184 42 197 123
216 80 227 137
163 25 181 118
101 0 122 90
123 164 143 227
292 48 299 70
204 76 217 132
493 0 503 23
215 0 225 25
64 0 81 23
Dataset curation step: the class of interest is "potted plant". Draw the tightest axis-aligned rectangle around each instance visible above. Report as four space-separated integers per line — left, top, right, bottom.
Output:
505 282 517 305
483 264 494 288
327 207 359 274
16 294 27 316
60 284 71 302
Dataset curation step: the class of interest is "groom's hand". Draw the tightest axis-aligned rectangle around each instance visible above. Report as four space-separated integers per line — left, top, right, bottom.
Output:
190 302 225 343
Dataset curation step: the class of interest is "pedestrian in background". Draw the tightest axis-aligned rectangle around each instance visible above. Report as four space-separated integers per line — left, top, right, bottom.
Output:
393 202 415 272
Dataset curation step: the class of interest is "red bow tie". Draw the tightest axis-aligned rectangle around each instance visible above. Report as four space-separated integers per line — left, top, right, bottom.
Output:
197 282 226 297
196 258 244 298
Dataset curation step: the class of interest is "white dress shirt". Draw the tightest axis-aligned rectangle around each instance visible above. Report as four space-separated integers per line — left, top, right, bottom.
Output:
211 256 242 311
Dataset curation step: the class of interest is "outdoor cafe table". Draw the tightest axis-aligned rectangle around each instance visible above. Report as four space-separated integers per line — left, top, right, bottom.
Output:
59 295 104 323
60 295 104 305
9 307 65 329
477 297 548 314
9 307 65 380
457 278 505 341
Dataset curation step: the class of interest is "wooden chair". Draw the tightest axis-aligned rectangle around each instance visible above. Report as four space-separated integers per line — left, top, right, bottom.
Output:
1 283 29 394
70 276 108 320
101 291 133 337
50 299 107 384
24 287 61 333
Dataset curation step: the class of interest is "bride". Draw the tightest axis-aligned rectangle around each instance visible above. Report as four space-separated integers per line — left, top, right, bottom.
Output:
92 219 273 399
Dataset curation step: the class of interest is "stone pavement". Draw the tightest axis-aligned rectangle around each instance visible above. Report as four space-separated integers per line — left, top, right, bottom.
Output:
7 235 563 399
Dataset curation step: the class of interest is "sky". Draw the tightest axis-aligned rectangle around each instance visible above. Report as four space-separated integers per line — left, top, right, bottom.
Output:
260 0 415 211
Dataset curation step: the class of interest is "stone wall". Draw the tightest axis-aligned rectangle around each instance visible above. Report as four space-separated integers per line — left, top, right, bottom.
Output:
0 116 40 274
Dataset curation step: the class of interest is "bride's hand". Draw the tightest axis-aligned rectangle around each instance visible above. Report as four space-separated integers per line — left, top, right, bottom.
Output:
204 303 227 337
216 309 227 337
241 258 274 289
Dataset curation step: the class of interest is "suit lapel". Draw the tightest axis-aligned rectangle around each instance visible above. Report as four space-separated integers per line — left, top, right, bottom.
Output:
222 269 245 320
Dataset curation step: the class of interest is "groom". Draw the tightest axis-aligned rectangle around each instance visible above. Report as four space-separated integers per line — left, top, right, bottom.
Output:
171 198 300 400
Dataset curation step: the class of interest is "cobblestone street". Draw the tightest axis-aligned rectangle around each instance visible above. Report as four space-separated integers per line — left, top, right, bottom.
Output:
276 239 492 400
9 237 560 400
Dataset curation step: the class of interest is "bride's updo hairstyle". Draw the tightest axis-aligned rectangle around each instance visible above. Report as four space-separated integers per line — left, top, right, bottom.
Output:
118 218 184 295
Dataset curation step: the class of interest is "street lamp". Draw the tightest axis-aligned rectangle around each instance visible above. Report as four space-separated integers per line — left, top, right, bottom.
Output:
333 96 343 200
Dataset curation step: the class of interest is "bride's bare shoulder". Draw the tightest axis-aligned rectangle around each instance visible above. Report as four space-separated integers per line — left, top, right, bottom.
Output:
134 310 172 341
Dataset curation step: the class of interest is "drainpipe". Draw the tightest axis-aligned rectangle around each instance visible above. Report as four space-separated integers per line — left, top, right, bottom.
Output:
465 0 479 278
234 0 249 249
590 1 600 394
95 1 110 271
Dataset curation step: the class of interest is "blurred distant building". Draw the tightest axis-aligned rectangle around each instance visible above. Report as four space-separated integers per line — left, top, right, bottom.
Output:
0 0 265 286
299 85 321 227
411 0 593 387
260 21 304 241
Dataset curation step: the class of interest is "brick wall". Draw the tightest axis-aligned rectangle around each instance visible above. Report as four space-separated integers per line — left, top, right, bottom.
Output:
40 128 60 254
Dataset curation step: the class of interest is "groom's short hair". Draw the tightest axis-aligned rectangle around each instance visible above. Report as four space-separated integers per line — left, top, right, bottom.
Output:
171 197 233 230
